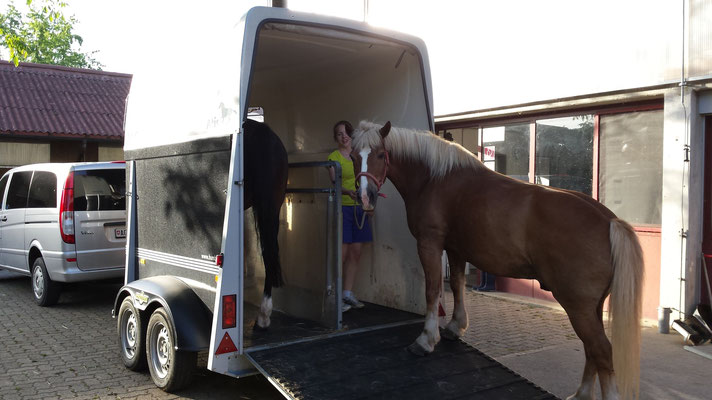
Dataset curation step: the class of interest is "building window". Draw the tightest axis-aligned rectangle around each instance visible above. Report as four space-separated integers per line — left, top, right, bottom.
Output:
598 109 663 226
482 124 530 181
535 115 594 195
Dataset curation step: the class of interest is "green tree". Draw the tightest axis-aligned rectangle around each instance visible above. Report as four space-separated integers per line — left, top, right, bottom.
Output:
0 0 102 69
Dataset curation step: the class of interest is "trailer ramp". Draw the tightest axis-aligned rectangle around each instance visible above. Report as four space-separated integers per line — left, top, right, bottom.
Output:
246 322 557 400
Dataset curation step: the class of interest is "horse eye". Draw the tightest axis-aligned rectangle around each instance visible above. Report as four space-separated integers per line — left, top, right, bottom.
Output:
377 152 385 159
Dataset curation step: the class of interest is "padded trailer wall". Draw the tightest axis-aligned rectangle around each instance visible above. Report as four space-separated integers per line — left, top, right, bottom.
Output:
124 136 232 311
247 20 434 316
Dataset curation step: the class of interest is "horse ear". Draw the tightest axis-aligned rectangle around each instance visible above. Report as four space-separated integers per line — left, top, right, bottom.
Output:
379 121 391 139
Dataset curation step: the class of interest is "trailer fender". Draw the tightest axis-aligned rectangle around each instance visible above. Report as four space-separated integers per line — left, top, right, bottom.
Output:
113 276 213 352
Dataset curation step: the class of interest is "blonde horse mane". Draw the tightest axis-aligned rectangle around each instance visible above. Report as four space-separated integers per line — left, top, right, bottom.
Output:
353 120 482 178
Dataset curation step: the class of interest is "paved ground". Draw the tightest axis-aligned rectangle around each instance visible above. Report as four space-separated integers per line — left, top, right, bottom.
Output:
1 270 710 399
0 272 281 400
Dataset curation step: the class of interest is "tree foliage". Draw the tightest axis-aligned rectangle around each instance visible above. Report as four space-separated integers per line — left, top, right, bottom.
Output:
0 0 102 69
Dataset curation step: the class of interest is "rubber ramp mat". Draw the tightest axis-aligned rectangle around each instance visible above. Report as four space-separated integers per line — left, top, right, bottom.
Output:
247 322 558 400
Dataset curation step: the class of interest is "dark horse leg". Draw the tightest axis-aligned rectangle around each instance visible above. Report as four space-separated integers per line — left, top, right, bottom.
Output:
441 250 468 341
243 119 288 329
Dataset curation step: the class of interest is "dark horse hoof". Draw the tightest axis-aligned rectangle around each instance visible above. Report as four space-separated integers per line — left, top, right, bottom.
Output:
440 328 459 341
253 321 269 332
407 342 430 356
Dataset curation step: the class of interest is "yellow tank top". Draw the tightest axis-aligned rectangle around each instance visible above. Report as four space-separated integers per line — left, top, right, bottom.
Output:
327 150 357 206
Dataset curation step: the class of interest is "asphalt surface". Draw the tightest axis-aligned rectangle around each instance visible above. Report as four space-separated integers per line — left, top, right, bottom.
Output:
1 269 710 399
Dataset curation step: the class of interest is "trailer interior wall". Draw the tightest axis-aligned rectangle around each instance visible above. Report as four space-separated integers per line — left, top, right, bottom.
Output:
246 23 432 315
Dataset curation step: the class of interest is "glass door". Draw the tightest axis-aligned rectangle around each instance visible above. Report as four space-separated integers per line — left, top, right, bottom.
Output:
703 117 712 305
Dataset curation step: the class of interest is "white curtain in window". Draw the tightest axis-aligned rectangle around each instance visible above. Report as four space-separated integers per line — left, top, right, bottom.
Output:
599 110 664 226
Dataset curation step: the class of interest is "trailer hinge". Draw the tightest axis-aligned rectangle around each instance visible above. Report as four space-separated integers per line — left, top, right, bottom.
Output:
234 180 244 186
126 191 138 200
680 229 688 238
683 144 690 162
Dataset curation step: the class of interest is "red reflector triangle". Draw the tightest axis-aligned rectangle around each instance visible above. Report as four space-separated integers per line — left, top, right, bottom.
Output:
215 332 237 355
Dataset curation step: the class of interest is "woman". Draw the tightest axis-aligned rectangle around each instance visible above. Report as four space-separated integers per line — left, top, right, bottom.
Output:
327 120 372 312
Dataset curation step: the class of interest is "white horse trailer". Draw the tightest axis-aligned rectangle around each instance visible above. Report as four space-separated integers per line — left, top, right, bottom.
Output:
113 7 554 399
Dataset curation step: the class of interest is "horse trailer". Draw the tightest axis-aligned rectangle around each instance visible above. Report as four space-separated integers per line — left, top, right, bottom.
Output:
113 7 554 398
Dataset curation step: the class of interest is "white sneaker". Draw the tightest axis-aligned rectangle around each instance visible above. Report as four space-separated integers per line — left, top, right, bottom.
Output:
344 295 365 309
341 300 352 312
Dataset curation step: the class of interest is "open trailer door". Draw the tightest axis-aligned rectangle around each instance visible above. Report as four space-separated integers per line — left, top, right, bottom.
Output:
245 322 556 400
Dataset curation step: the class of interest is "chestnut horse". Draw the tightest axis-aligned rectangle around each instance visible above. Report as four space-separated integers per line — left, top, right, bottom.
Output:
351 121 643 400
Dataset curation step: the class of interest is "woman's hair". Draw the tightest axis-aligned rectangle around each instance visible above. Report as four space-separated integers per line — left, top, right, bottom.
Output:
333 120 354 140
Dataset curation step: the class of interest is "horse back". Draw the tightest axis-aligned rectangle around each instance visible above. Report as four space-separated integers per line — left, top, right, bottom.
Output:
436 170 614 283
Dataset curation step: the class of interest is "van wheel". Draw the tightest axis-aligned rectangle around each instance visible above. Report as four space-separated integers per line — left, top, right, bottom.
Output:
118 297 147 370
146 307 196 391
32 257 60 306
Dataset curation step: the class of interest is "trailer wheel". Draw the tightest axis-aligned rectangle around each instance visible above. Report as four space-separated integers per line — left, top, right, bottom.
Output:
117 297 146 370
146 307 196 391
31 257 60 306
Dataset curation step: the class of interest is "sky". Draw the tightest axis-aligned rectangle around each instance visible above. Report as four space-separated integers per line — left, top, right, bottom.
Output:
1 0 682 143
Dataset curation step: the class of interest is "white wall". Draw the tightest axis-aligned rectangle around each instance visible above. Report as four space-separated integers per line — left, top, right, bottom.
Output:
660 87 705 319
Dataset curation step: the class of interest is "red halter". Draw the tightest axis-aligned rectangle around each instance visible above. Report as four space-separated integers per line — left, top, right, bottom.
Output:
355 147 389 198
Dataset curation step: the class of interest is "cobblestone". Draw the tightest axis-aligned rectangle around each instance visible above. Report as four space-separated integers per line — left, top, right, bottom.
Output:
4 271 705 399
0 275 281 400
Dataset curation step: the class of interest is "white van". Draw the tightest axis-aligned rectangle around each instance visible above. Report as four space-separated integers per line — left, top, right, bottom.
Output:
0 162 127 306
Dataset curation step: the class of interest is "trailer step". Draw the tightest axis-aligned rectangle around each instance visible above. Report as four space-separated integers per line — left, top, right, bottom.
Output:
246 322 558 400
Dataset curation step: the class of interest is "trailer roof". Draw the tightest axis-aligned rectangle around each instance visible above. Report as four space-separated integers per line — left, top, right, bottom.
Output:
124 6 432 151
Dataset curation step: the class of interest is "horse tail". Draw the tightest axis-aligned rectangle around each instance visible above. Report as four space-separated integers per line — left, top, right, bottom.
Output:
245 120 287 290
609 218 644 400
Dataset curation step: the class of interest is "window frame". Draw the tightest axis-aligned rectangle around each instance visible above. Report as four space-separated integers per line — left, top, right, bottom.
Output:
439 101 664 231
5 171 33 210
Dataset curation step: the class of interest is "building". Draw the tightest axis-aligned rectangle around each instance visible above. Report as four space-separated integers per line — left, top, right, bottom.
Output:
0 61 132 176
434 2 712 324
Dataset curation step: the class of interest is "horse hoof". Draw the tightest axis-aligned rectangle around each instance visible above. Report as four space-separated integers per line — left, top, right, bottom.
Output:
253 320 269 331
440 328 459 341
407 342 430 356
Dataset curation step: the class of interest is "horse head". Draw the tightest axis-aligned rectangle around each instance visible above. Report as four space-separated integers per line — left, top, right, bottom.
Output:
352 121 391 211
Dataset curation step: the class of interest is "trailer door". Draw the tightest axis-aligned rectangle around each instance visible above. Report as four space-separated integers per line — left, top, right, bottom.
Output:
245 323 556 400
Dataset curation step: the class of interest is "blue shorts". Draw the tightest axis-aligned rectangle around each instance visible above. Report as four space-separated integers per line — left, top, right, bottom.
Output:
342 206 373 243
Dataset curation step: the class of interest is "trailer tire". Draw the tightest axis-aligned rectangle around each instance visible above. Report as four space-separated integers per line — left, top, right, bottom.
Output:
32 257 60 306
146 307 196 391
117 297 147 370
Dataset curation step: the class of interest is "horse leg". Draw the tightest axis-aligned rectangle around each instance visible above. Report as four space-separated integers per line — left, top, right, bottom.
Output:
254 165 286 331
408 242 443 356
256 282 273 330
442 251 468 341
566 353 597 400
563 304 618 400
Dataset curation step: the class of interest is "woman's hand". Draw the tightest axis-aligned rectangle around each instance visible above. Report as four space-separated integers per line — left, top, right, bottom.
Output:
346 190 358 201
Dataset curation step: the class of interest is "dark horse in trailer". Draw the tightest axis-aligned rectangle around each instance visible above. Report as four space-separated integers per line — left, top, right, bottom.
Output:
244 119 288 329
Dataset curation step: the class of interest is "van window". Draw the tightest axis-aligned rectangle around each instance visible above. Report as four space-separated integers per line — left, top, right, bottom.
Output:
27 171 57 208
0 175 8 207
74 169 126 211
6 171 32 209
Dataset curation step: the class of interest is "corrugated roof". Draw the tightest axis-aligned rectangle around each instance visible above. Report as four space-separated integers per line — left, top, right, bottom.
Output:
0 61 132 139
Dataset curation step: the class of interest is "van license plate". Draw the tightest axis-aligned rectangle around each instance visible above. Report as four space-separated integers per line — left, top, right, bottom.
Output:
115 228 127 239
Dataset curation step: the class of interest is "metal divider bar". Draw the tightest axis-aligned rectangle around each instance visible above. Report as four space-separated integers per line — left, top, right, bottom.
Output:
285 161 342 329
